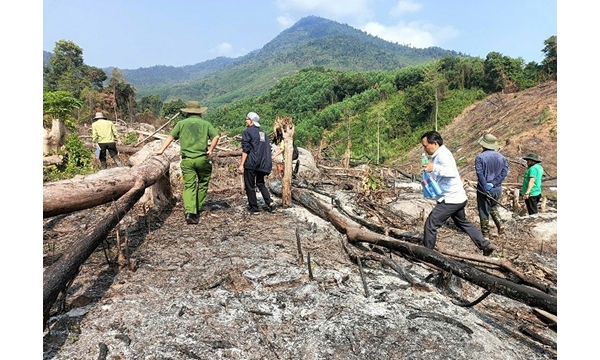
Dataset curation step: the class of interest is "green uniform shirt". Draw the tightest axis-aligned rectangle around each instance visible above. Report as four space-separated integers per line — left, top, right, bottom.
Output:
521 163 543 196
92 119 119 143
170 115 219 158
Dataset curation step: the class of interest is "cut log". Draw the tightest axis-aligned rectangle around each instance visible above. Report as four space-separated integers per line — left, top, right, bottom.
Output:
270 184 557 315
43 155 64 166
83 141 140 155
43 180 147 321
134 112 180 147
532 308 557 325
43 156 171 218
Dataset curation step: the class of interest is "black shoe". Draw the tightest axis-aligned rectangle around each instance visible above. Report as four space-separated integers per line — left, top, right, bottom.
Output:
483 243 498 256
266 202 277 212
185 213 199 224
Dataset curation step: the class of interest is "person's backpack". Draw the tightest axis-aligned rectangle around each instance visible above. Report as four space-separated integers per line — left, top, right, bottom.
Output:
292 144 299 161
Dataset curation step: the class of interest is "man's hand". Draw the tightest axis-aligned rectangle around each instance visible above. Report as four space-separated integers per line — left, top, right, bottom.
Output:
486 183 493 190
237 165 244 174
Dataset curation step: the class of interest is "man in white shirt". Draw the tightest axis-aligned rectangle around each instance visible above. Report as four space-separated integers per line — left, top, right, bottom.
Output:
420 131 497 256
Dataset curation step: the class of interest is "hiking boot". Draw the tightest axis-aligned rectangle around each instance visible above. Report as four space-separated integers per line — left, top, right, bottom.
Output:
483 243 498 257
185 213 199 224
266 202 277 212
479 217 490 238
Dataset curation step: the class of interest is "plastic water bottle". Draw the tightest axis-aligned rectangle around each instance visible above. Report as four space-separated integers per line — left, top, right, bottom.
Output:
421 153 429 165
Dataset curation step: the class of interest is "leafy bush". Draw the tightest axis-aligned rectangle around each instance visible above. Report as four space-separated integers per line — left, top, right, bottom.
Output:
43 133 96 182
123 131 139 145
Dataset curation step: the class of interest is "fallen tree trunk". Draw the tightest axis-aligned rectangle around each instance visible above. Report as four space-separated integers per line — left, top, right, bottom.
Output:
43 156 171 218
273 185 557 315
83 141 140 155
43 155 64 167
43 180 147 321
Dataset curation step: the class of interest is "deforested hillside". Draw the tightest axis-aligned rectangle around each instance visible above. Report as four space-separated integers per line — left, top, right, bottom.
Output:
397 80 557 191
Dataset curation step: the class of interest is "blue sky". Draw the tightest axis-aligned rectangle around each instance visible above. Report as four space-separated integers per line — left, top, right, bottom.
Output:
3 2 594 357
43 0 557 70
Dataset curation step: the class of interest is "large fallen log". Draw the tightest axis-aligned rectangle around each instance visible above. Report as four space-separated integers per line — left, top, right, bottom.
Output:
273 185 557 315
83 141 140 155
43 156 171 218
43 180 147 321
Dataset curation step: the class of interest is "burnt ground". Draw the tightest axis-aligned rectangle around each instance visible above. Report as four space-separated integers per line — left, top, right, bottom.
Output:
42 82 559 359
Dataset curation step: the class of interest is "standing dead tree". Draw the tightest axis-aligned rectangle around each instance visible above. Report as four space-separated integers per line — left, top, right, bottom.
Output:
273 115 295 207
43 118 67 155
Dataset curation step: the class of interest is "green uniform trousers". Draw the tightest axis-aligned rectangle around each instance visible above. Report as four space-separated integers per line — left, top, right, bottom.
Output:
181 156 212 215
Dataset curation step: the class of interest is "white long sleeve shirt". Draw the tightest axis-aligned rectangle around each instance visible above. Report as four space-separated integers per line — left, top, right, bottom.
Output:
430 145 467 204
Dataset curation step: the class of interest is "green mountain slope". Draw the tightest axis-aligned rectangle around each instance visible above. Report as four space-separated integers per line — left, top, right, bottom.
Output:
123 16 464 108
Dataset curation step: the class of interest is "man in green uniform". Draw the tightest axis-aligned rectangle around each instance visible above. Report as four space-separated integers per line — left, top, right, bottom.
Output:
156 101 220 224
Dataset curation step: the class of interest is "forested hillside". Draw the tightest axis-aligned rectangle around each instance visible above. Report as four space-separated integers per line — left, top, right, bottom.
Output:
43 14 556 182
111 16 464 107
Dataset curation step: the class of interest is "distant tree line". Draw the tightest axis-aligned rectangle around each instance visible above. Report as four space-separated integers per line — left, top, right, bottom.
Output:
43 35 556 167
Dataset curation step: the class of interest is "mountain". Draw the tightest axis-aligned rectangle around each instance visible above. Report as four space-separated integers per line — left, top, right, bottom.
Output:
119 16 465 108
109 56 237 87
44 50 52 66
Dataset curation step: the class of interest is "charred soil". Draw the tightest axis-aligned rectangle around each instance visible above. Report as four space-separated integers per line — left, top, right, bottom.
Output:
43 81 558 360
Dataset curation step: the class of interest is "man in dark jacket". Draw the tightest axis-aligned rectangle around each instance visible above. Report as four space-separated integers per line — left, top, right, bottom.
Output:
475 134 509 237
238 111 275 214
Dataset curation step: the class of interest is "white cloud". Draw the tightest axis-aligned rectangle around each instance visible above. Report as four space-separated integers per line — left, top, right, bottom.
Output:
273 0 458 50
390 0 422 17
208 42 238 57
277 14 295 28
361 21 458 48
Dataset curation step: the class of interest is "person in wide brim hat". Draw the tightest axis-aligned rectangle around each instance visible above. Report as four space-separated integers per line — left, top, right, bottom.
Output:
180 101 208 114
93 111 107 120
522 153 541 163
520 152 544 215
478 133 499 150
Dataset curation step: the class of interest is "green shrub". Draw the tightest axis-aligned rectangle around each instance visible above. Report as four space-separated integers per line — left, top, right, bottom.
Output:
123 131 139 145
43 133 96 182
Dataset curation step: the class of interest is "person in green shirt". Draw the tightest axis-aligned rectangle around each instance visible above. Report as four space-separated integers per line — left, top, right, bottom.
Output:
520 153 544 215
156 101 220 224
91 112 122 169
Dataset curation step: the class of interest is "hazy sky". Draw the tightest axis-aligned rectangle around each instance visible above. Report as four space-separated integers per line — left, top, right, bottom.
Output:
43 0 557 69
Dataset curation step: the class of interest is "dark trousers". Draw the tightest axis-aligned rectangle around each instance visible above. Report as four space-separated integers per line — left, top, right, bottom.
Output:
525 194 542 215
476 189 503 233
243 169 272 211
98 142 121 169
423 200 489 250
